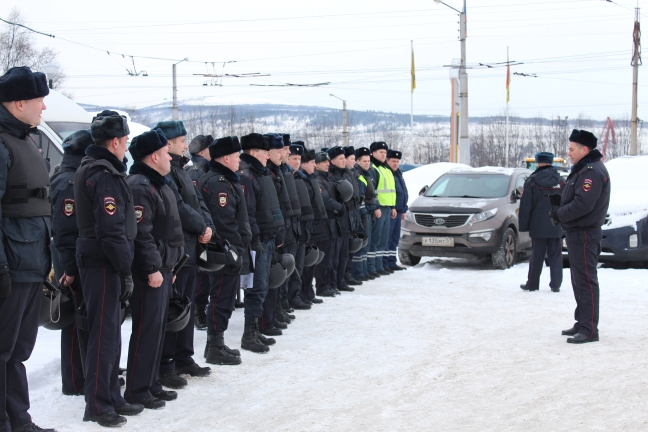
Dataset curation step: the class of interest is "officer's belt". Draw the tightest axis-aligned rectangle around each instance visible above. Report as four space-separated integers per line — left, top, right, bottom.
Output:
2 185 51 204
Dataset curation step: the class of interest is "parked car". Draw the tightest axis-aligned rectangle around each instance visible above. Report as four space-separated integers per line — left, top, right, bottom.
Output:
398 167 533 269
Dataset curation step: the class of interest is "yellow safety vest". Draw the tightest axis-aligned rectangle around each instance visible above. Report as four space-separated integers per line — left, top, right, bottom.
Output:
373 163 396 207
358 175 367 187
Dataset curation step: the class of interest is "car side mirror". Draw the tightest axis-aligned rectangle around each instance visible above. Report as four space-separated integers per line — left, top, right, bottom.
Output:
419 185 428 196
512 186 523 202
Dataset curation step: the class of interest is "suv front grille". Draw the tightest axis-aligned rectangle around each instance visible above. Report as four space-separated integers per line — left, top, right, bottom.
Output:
414 214 471 228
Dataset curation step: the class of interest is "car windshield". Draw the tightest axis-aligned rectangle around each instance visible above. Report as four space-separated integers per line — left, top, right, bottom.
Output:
47 122 92 140
425 173 511 198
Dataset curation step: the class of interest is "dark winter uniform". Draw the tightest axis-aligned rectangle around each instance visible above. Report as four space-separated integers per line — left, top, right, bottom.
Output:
287 169 314 307
125 160 184 404
351 163 378 280
557 148 610 340
519 165 565 291
328 165 353 291
314 169 344 295
385 165 409 270
279 163 302 308
300 169 328 302
0 98 52 430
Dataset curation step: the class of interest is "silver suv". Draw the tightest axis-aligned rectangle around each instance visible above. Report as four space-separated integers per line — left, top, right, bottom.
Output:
398 167 533 269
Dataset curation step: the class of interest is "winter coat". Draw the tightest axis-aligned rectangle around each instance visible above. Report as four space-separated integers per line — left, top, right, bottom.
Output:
392 168 409 213
519 166 564 238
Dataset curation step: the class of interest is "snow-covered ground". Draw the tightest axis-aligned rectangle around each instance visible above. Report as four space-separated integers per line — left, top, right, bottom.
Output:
25 260 647 431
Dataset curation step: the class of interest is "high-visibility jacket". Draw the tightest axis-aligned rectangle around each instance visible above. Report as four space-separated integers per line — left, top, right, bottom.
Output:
373 163 396 207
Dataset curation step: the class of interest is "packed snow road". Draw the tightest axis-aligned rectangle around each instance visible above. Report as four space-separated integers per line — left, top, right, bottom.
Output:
25 259 647 431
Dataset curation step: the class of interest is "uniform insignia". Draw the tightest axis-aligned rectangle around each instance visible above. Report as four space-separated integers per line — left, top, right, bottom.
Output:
104 197 117 215
241 185 246 195
582 179 593 192
218 192 228 207
63 199 75 217
193 180 197 187
134 205 144 223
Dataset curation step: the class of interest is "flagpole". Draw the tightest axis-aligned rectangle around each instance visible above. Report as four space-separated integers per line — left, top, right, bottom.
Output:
505 46 510 168
410 40 414 152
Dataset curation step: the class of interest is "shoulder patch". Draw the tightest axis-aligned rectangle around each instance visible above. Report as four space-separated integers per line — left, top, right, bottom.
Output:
104 197 117 215
134 205 144 223
582 179 593 192
218 192 228 207
63 198 75 217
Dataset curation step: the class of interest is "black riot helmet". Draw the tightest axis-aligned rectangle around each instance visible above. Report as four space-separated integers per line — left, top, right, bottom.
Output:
349 232 367 254
336 179 354 203
303 245 320 267
40 283 76 330
197 239 239 272
166 296 192 332
268 252 289 289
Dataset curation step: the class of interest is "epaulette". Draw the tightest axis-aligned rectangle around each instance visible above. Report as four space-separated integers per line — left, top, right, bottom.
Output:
140 176 150 185
218 175 226 182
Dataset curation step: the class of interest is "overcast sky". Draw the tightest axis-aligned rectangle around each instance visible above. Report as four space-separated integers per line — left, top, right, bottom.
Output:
2 0 646 120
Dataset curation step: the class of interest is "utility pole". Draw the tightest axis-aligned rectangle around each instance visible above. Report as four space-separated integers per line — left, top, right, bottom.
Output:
505 46 510 167
172 58 189 121
631 7 641 156
458 0 470 165
330 94 348 147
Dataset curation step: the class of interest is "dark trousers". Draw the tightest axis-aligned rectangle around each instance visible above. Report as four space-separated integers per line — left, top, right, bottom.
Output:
301 258 316 301
193 270 210 317
331 235 350 289
369 206 390 273
126 271 172 401
288 243 305 302
352 215 372 280
79 266 125 416
245 238 275 319
566 230 601 338
206 273 239 336
261 288 278 331
384 212 402 269
160 266 198 374
526 238 563 290
0 282 41 431
315 239 335 295
279 242 298 305
61 278 85 395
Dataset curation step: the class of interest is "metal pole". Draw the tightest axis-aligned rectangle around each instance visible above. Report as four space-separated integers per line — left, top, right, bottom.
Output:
172 63 178 121
342 100 348 147
411 40 414 150
505 46 510 167
631 7 640 156
458 1 470 165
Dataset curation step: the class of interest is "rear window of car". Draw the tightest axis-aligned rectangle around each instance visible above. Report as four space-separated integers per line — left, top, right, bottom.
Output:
425 174 511 198
47 122 91 140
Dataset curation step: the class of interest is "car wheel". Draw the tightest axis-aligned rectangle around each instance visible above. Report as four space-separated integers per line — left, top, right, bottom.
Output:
492 227 517 270
398 249 421 266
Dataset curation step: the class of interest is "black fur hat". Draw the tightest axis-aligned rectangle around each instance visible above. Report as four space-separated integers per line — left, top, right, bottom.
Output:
188 134 213 155
292 140 305 147
321 147 330 153
302 149 316 163
315 151 330 164
154 120 187 140
264 133 284 150
209 136 241 159
289 144 304 156
241 133 269 151
355 147 371 159
569 129 598 149
0 67 49 103
282 134 291 147
327 146 345 160
128 128 168 161
535 152 554 164
91 110 130 142
387 150 402 160
370 141 388 152
62 130 93 156
344 146 355 158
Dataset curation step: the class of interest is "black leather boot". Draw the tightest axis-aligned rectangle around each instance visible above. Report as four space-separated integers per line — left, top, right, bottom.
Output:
241 317 270 353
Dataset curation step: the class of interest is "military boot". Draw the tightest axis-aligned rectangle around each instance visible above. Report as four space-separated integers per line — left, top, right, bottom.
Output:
194 306 207 330
241 317 270 353
206 334 242 365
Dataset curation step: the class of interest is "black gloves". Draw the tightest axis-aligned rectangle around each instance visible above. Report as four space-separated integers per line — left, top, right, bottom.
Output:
230 254 243 275
0 272 10 298
336 206 346 216
120 275 134 302
549 209 561 226
547 194 562 207
251 236 263 257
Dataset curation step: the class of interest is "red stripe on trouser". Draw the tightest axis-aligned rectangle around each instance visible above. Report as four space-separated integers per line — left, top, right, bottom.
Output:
127 280 146 400
93 268 106 415
70 322 78 392
583 231 596 337
211 275 224 333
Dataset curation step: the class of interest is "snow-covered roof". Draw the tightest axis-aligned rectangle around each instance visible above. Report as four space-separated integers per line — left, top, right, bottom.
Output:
604 155 648 230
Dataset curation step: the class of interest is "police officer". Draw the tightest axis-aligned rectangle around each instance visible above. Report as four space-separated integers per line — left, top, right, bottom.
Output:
519 152 565 293
314 151 344 297
199 136 250 365
368 142 396 277
0 67 57 432
384 149 409 272
299 149 328 304
125 129 184 408
155 121 213 388
51 130 94 397
185 134 214 329
239 133 283 353
75 110 141 427
342 145 363 286
555 130 610 344
351 147 378 282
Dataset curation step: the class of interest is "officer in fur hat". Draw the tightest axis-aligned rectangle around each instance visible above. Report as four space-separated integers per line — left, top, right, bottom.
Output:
351 147 378 282
0 66 58 432
384 149 408 271
368 142 396 277
124 129 185 408
555 130 610 344
74 110 141 427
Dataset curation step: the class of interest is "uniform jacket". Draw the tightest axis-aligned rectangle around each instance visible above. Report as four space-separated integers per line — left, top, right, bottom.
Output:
51 152 84 277
74 145 135 277
185 154 209 186
167 153 214 266
315 169 344 238
268 161 293 246
0 105 52 282
355 164 378 217
301 169 329 243
370 156 396 208
199 160 252 275
328 165 353 234
293 169 314 244
392 168 409 213
128 162 184 275
557 150 610 232
519 166 564 238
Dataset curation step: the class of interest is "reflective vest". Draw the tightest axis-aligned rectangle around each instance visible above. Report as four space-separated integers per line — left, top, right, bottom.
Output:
373 163 396 207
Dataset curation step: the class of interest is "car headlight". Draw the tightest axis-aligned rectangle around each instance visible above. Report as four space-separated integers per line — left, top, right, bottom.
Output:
468 230 494 242
629 234 638 248
469 208 498 224
404 210 416 222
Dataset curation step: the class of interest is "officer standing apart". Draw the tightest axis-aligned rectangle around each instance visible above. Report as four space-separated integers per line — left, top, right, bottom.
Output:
199 136 250 365
51 130 94 397
0 67 57 432
519 152 565 293
554 130 610 344
384 150 408 272
155 121 213 388
125 129 184 408
75 110 141 427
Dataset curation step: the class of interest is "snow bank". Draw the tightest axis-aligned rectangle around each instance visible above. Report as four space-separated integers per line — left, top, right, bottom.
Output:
604 156 648 229
403 162 470 205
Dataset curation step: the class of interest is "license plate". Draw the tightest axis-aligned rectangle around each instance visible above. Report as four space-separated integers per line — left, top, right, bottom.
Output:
422 237 454 247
